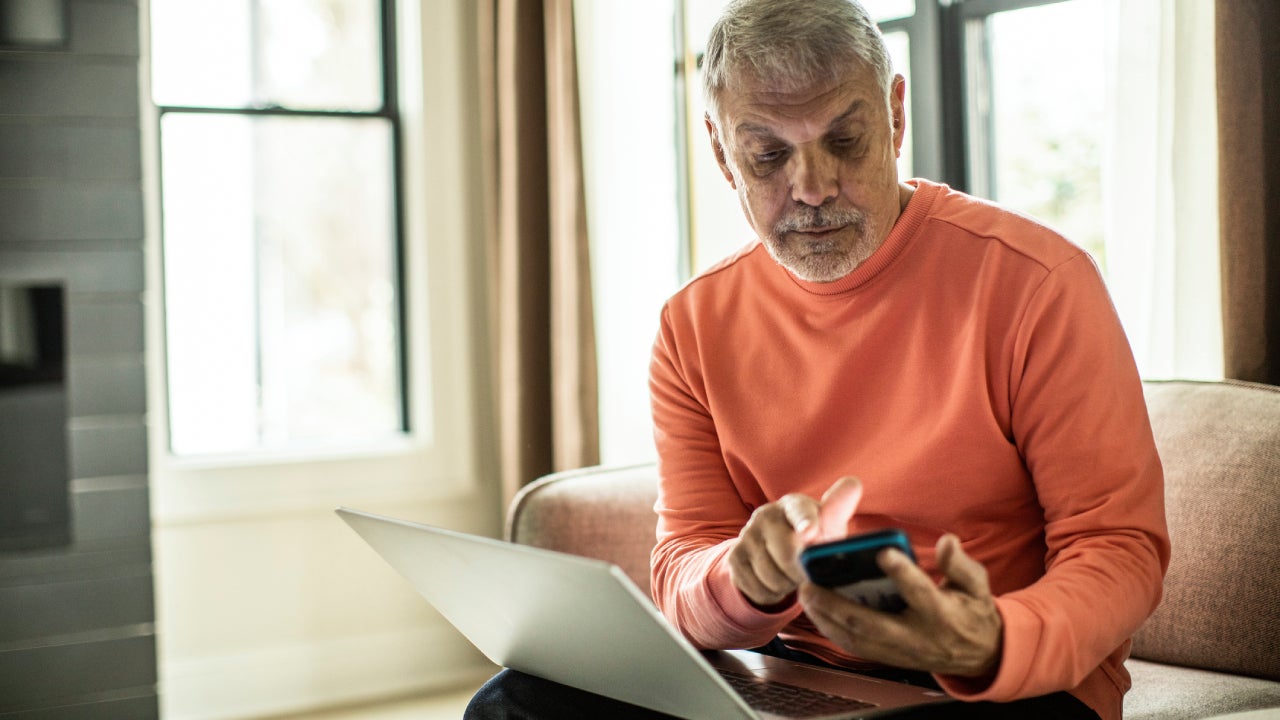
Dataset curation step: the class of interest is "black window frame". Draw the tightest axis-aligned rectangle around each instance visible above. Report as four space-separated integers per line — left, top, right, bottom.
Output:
879 0 1070 193
151 0 412 450
672 0 1079 279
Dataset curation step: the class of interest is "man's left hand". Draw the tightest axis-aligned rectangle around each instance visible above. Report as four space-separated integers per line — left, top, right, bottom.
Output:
798 533 1003 678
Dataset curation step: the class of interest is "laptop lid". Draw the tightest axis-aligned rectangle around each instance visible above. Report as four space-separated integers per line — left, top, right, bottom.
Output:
336 507 951 720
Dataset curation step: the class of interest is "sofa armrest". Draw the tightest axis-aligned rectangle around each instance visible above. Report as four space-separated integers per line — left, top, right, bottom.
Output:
506 463 660 598
1135 380 1280 681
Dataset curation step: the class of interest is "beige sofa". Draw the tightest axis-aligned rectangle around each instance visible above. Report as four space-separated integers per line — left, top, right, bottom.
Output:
507 380 1280 719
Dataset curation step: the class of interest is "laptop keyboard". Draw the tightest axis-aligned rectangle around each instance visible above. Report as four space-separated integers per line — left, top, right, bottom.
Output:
718 669 877 718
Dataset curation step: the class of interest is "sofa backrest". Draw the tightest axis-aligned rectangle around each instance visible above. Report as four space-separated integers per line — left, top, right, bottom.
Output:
1133 380 1280 680
507 380 1280 681
507 463 660 598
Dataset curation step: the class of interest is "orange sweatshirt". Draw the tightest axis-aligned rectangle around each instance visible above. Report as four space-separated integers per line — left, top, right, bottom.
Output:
649 180 1170 720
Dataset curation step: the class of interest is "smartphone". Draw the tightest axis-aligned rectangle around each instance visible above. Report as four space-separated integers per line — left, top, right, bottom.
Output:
799 528 916 613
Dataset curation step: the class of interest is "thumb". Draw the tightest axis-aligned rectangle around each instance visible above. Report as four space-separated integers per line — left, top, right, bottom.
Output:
817 476 863 541
937 534 991 597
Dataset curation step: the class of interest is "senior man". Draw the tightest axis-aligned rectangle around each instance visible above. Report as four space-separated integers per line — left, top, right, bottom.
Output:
467 1 1169 718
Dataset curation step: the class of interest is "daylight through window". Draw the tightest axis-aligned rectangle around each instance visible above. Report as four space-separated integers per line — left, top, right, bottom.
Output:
151 0 406 456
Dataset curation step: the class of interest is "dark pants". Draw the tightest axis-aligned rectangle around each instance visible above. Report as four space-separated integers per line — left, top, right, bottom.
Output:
463 640 1101 719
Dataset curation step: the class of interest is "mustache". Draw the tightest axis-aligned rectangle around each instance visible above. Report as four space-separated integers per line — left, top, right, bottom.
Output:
772 206 868 236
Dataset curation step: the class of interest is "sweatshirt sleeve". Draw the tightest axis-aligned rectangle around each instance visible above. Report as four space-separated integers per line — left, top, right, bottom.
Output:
936 253 1171 701
648 303 804 649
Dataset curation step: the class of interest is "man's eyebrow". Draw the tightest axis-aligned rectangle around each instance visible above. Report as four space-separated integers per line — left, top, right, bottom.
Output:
827 100 870 131
732 99 872 141
733 122 780 142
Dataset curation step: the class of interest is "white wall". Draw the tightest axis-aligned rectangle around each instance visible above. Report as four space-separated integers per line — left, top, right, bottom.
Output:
154 498 496 719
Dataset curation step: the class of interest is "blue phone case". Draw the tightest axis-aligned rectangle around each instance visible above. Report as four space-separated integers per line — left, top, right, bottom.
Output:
800 529 916 612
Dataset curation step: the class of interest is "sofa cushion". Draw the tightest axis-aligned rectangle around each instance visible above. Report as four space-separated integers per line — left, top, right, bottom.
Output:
1135 381 1280 681
1124 659 1280 720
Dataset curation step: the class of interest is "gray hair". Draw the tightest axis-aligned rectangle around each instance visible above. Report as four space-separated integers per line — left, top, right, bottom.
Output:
702 0 894 124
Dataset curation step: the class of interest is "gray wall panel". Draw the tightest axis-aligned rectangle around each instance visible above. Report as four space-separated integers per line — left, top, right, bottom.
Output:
0 571 153 644
5 692 158 720
67 295 145 356
0 539 151 584
0 60 139 119
71 485 150 542
66 357 146 417
68 0 141 57
0 634 156 711
0 185 144 242
68 420 147 479
0 248 145 293
0 2 156 715
0 121 141 181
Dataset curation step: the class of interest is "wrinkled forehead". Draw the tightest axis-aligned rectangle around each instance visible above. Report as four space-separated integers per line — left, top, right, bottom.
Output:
731 98 872 146
707 58 888 129
713 68 888 138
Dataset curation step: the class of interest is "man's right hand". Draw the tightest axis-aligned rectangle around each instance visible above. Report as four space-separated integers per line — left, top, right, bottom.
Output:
727 476 864 608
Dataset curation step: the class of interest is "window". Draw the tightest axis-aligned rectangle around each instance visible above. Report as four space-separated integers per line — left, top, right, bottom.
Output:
675 0 1108 276
151 0 405 457
954 0 1107 267
145 0 485 522
582 0 1218 464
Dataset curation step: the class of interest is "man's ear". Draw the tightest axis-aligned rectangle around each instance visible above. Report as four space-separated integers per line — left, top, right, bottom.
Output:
705 114 737 189
890 74 907 158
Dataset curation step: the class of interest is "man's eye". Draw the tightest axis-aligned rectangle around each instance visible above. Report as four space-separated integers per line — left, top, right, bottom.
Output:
753 149 786 164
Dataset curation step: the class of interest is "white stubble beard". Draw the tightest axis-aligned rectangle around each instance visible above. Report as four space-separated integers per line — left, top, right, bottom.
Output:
762 204 878 283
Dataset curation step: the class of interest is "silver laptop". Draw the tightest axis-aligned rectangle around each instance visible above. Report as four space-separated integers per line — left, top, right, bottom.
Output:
337 508 953 720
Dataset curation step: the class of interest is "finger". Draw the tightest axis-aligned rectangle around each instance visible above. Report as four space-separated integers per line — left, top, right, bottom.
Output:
729 539 795 606
764 524 809 586
876 547 941 615
816 476 863 540
799 583 874 646
749 511 808 590
800 583 931 671
936 534 991 597
732 505 809 604
778 493 822 541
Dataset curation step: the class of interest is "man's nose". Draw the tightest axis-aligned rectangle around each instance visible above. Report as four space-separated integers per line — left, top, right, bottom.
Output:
789 147 839 207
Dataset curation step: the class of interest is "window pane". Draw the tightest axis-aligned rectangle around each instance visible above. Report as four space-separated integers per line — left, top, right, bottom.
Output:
685 0 757 273
150 0 383 111
864 0 914 23
160 114 401 455
976 0 1106 265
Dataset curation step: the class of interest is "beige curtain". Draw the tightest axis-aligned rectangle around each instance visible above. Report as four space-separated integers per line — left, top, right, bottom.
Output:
479 0 600 507
1217 0 1280 386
